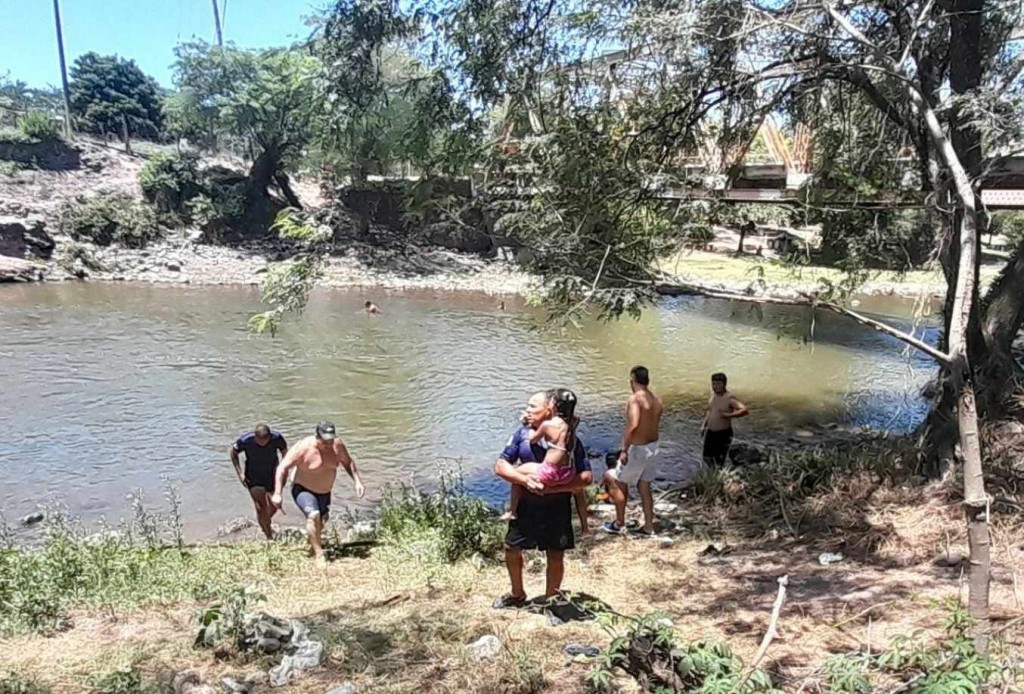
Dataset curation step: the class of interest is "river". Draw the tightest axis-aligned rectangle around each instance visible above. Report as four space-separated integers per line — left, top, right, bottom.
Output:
0 282 939 538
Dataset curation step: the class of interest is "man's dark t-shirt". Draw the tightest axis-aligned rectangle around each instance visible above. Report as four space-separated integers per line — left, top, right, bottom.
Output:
500 424 590 551
234 431 287 488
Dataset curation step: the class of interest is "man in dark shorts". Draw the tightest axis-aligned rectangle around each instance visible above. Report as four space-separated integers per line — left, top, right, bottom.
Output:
701 372 749 467
271 421 365 567
230 423 288 539
493 390 593 608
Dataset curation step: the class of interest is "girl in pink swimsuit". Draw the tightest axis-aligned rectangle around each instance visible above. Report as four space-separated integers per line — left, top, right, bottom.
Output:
503 391 578 521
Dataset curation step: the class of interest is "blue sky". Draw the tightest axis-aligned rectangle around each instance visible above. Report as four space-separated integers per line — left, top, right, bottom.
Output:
0 0 320 88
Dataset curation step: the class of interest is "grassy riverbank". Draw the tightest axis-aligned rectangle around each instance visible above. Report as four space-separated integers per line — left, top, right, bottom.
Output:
2 449 1022 693
659 249 1004 298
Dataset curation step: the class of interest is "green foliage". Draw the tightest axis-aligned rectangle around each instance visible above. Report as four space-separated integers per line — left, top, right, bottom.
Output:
0 161 19 176
138 151 201 216
0 498 296 636
69 53 163 141
249 211 330 335
488 111 680 321
0 77 62 130
187 185 247 240
824 654 872 694
16 111 61 142
56 241 107 275
817 602 1006 693
314 3 478 179
194 585 266 649
0 671 50 694
988 211 1024 246
58 194 161 248
586 613 783 693
875 602 1000 693
376 468 504 564
172 42 316 168
818 208 937 272
86 668 158 694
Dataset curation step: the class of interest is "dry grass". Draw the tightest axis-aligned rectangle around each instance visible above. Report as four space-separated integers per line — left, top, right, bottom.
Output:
3 480 1022 693
657 249 1002 294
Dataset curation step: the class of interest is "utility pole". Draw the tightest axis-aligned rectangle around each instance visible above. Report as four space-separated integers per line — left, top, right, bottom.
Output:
211 0 224 47
53 0 73 139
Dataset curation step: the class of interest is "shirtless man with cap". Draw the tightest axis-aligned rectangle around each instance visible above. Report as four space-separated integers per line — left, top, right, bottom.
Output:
271 422 366 566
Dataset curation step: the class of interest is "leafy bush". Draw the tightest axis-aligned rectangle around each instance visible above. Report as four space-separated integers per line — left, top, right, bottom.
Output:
587 612 783 693
194 585 266 649
138 151 201 217
820 602 1005 693
56 241 107 275
187 187 246 240
58 194 161 248
0 495 297 636
376 468 504 564
16 111 61 142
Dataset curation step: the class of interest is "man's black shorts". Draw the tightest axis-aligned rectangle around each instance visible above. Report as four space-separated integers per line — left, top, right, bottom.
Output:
505 494 574 552
703 427 733 466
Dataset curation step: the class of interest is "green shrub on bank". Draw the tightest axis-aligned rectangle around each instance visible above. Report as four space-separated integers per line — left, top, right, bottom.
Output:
16 111 61 142
138 151 202 218
0 496 297 637
586 602 1007 693
58 194 161 248
377 469 504 564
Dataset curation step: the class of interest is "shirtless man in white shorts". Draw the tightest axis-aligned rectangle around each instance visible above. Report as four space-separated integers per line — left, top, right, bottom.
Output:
601 366 664 535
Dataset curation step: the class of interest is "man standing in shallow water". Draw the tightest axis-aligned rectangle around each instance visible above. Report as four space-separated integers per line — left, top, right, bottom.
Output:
271 422 366 567
702 372 749 467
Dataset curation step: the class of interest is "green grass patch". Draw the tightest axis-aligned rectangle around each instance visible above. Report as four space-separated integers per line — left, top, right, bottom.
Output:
0 494 301 637
376 469 504 565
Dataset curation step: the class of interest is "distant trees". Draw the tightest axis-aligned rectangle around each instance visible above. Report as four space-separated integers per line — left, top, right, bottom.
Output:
68 53 163 154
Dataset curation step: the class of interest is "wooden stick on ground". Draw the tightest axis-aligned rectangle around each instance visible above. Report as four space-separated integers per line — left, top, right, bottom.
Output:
736 574 789 690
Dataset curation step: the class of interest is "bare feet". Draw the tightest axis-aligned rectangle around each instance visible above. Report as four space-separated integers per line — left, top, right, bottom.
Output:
499 511 518 521
314 554 328 569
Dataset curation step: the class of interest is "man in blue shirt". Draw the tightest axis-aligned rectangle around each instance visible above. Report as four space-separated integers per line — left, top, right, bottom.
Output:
493 390 593 609
230 423 288 539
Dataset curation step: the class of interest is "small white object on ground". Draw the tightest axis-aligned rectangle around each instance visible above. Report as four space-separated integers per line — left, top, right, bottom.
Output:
467 634 502 660
818 552 845 566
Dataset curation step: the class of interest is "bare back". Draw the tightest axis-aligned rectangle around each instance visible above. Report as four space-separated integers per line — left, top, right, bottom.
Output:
628 389 663 445
287 435 351 494
531 417 573 468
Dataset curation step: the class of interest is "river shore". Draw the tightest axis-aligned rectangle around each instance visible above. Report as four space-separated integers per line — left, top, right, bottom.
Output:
5 234 978 301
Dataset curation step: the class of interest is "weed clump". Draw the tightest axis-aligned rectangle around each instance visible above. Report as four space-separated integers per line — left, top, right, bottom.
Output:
376 468 504 565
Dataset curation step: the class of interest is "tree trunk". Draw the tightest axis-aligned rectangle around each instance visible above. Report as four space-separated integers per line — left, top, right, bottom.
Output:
976 240 1024 413
907 6 991 643
121 113 132 156
273 171 303 210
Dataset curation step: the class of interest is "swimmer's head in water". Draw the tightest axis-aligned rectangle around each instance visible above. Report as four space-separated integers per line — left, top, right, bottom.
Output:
315 421 337 442
254 423 271 444
364 301 372 308
711 372 727 394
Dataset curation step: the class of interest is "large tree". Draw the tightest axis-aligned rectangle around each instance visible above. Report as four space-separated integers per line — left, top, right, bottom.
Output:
172 41 317 226
68 53 164 153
